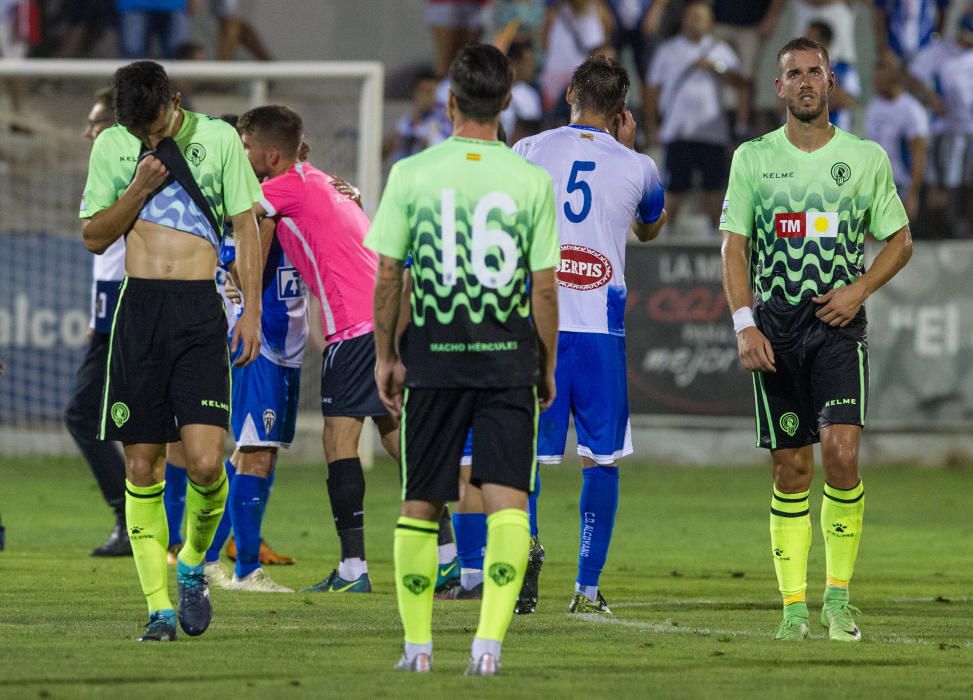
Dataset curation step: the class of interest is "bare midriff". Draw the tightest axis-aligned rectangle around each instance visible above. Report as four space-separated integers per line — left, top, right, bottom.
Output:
124 219 218 280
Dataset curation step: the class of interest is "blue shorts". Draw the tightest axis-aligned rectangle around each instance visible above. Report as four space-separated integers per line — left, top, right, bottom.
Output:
231 354 301 448
537 332 632 465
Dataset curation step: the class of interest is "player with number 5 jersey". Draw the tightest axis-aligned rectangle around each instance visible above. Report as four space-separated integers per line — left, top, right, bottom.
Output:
512 55 666 616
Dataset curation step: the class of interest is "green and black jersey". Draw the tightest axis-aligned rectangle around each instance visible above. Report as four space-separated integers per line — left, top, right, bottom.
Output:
721 126 908 336
365 136 560 389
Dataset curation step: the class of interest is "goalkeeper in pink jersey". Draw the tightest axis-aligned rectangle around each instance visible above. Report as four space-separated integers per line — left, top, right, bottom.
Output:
238 105 457 592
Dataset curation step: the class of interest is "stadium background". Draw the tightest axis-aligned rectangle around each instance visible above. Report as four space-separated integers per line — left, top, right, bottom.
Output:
0 2 971 696
1 0 970 464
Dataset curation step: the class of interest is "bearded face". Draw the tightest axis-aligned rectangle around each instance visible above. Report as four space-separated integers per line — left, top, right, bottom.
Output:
776 50 834 124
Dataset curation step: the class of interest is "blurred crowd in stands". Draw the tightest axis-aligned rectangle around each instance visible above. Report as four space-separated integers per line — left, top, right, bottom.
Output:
1 0 971 238
393 0 973 240
0 0 271 61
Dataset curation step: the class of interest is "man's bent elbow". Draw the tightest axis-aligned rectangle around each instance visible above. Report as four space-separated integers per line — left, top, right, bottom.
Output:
82 224 107 255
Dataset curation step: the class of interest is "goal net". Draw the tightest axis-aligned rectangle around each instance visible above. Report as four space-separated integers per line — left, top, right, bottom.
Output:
0 59 383 454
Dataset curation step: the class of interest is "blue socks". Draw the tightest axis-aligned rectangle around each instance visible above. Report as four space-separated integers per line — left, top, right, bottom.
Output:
452 512 487 589
205 460 236 564
228 472 268 578
528 469 540 538
163 462 187 547
576 465 619 597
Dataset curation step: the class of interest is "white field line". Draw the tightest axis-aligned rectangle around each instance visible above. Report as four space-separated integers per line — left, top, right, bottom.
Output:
615 596 973 609
571 614 973 647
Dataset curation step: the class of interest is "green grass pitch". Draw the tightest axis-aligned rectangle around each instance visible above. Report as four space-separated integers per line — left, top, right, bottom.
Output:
1 455 971 698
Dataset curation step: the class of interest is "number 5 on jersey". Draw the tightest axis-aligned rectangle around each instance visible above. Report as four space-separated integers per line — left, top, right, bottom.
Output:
441 188 519 289
564 160 596 223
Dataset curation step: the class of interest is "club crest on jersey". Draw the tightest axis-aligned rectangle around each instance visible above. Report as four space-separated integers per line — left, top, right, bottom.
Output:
557 245 612 291
262 409 276 434
774 212 839 239
277 267 304 299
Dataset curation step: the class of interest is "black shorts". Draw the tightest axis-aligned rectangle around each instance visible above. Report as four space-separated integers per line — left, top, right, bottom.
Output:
400 386 538 502
320 332 387 417
664 140 729 193
752 315 869 450
99 277 230 444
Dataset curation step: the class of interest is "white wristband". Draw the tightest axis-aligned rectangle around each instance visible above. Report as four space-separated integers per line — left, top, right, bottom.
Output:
732 306 756 334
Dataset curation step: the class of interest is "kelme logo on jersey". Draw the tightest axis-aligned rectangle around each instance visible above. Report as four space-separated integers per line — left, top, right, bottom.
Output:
774 212 839 239
557 245 612 291
779 412 799 437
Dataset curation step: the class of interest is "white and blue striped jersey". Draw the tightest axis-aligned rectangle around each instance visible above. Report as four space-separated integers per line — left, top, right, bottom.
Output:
220 228 309 368
513 125 664 336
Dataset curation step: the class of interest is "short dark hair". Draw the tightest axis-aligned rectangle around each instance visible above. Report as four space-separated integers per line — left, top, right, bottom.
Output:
112 60 176 130
568 54 629 117
777 37 831 74
237 105 304 156
448 43 513 122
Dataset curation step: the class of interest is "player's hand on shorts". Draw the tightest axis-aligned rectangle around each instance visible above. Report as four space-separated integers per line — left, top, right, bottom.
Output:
231 310 261 366
737 327 775 373
813 284 866 327
375 358 406 418
131 155 169 196
538 371 556 412
613 109 637 150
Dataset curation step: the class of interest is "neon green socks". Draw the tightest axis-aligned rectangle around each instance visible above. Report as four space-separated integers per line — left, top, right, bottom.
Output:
474 508 530 648
125 480 172 613
770 486 812 607
821 480 865 589
393 516 438 653
176 470 228 567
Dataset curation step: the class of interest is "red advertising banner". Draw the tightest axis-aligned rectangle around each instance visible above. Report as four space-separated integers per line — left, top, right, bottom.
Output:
624 244 752 416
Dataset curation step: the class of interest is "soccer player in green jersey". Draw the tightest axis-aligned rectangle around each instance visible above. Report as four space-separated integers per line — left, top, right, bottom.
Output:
366 44 560 675
720 38 913 641
80 61 264 641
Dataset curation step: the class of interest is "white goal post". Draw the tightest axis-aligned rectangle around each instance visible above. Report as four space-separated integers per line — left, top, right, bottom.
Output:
0 59 384 209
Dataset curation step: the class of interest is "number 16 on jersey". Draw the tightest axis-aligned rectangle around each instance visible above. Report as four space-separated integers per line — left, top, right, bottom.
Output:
441 188 520 290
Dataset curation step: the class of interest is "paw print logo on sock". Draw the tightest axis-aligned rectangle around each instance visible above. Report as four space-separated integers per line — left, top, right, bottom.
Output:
402 574 430 595
773 547 790 560
830 522 854 538
489 562 516 586
130 526 143 535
